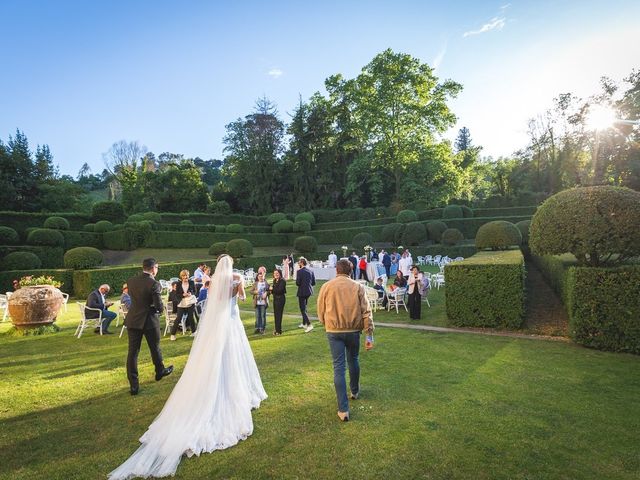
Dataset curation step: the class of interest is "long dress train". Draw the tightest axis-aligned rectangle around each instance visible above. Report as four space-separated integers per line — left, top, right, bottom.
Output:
109 256 267 479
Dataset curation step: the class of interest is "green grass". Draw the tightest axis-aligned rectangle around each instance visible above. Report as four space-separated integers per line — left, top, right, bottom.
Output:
0 297 638 480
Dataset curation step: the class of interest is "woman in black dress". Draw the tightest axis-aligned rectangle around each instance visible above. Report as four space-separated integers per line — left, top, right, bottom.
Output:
270 269 287 335
407 265 424 320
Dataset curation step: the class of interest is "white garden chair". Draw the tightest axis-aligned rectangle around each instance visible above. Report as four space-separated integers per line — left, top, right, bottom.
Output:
433 255 442 265
424 255 433 265
75 302 103 338
387 287 408 313
163 302 186 336
364 286 383 312
0 294 8 322
417 256 425 265
118 303 129 338
433 273 445 290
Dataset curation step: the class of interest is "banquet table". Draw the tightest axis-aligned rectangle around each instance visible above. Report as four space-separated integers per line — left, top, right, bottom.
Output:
309 266 336 280
366 261 386 282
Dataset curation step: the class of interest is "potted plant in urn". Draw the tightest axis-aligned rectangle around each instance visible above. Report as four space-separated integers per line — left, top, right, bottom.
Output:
8 275 64 332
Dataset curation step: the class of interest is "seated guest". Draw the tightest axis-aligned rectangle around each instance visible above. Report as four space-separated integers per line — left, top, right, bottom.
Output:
373 276 388 307
120 283 131 309
86 284 117 334
170 270 197 340
197 280 210 302
201 266 211 283
393 270 407 289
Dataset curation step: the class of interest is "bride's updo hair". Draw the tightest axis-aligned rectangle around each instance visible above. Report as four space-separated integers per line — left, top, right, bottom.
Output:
217 254 232 264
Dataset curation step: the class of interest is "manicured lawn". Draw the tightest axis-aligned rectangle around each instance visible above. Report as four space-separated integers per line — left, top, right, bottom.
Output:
0 303 638 479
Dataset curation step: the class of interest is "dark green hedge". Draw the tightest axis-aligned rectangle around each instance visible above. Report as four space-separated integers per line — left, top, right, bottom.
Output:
307 225 385 245
158 213 267 226
144 231 290 248
439 215 533 239
1 251 42 270
533 254 640 353
0 211 89 234
0 245 64 269
417 208 444 221
411 244 477 258
103 229 138 251
473 206 538 218
61 230 104 249
446 250 525 329
0 268 73 294
313 216 394 231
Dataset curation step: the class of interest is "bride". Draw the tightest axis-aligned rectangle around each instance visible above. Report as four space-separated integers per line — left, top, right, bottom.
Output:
109 255 267 479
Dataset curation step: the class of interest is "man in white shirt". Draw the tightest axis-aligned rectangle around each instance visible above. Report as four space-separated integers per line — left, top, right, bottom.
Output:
327 251 337 268
398 252 412 279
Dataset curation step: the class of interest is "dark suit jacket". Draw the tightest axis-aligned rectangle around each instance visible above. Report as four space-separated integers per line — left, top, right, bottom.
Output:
348 255 358 271
125 272 164 330
296 266 316 298
85 289 107 318
382 253 391 267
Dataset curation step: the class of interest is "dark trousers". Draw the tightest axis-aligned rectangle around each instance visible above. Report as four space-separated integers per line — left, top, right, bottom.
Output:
298 296 311 326
360 269 368 281
171 306 196 334
127 318 164 390
273 295 285 333
384 265 391 277
408 290 422 320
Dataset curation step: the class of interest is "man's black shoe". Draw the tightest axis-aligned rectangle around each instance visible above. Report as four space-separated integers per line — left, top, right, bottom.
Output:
94 328 101 334
102 330 113 335
156 365 174 381
130 387 139 396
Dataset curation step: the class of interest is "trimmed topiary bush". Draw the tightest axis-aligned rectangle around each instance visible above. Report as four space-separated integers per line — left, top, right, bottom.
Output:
267 212 287 225
401 222 427 246
294 235 317 254
215 225 227 233
381 223 403 244
92 201 125 222
180 219 194 225
1 251 42 270
461 205 474 218
127 214 145 223
352 232 374 250
43 216 70 230
293 220 311 233
94 220 114 233
63 246 104 269
426 221 448 243
0 226 19 245
294 212 316 226
208 242 228 256
27 228 65 247
530 186 640 266
475 221 522 251
226 224 245 234
515 220 531 246
83 223 96 232
142 212 162 223
272 219 294 234
442 228 464 246
226 238 253 258
442 205 464 219
396 210 417 223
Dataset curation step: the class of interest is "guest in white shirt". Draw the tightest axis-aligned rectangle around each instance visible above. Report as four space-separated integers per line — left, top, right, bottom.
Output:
399 253 412 279
327 251 337 268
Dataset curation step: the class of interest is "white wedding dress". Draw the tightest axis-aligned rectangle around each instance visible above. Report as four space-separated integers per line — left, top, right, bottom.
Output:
109 256 267 479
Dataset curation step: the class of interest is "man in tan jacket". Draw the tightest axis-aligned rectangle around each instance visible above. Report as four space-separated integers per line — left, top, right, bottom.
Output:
317 259 374 422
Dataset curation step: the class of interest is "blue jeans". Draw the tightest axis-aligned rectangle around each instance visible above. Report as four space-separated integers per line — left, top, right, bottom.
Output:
255 304 267 331
101 309 117 332
327 331 361 413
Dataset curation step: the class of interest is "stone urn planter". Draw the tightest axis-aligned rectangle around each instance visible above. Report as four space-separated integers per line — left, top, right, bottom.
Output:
8 285 64 329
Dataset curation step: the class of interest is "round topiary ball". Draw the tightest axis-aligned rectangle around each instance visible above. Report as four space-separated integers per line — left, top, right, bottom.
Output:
180 219 194 225
215 225 226 233
381 223 403 243
142 212 162 223
226 224 245 234
442 205 463 219
1 251 42 270
208 242 227 256
426 221 448 243
530 186 640 266
294 212 316 226
401 222 427 246
43 216 70 230
294 235 317 254
442 228 464 246
293 220 311 233
515 220 531 246
396 210 418 223
461 205 474 218
127 214 145 223
0 226 19 245
92 201 126 222
267 212 287 225
352 232 374 250
63 247 104 269
226 239 253 258
83 223 96 232
475 221 522 250
27 228 65 247
272 219 294 233
94 220 114 233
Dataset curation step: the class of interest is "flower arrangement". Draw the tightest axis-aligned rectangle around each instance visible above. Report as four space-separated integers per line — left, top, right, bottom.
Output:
341 245 348 256
364 245 372 252
397 245 404 251
18 275 62 288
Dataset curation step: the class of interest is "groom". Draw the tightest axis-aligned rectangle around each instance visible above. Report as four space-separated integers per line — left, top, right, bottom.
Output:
125 258 173 395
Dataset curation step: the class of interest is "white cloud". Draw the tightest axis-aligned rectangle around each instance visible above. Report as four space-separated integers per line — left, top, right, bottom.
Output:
463 16 506 37
267 68 283 78
432 43 447 71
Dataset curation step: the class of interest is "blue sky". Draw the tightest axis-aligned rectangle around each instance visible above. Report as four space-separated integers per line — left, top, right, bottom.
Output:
1 0 639 176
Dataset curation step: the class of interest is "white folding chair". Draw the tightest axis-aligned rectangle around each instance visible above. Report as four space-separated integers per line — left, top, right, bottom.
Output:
118 303 129 338
75 302 103 338
434 273 445 289
387 287 408 313
417 256 425 265
0 294 8 322
163 302 186 336
420 276 431 308
364 286 383 312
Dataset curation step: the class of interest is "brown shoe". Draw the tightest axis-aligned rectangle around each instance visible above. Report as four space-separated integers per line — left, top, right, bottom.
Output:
337 411 349 422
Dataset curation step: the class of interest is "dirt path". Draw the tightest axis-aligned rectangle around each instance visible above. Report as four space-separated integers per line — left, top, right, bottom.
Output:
523 259 569 336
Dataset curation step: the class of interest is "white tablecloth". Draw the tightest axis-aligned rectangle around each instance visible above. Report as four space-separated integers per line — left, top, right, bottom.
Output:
309 266 336 280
